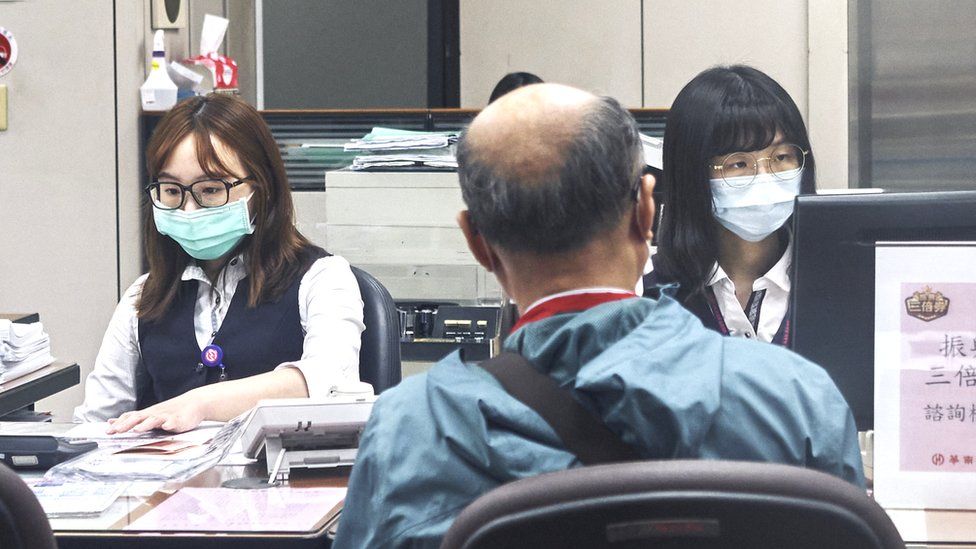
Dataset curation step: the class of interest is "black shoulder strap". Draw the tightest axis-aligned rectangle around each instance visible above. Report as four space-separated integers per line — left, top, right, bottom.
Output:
480 352 639 465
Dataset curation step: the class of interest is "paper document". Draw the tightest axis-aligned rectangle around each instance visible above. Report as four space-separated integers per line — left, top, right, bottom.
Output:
300 143 345 149
875 243 976 509
0 422 76 437
218 437 256 466
64 421 223 442
48 421 238 482
0 319 55 383
28 480 128 517
344 127 459 152
351 154 458 170
126 487 346 532
640 133 663 170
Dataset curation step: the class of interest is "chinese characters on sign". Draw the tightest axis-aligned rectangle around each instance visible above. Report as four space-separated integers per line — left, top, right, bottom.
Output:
875 245 976 510
899 283 976 473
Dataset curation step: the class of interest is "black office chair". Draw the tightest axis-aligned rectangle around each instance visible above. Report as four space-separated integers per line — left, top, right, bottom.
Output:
0 463 56 549
441 460 905 549
351 266 402 394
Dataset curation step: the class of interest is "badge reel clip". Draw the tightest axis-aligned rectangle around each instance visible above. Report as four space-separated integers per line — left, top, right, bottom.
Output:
197 344 227 381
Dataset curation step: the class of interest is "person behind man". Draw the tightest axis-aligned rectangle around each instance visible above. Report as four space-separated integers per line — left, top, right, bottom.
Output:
334 83 864 548
488 71 543 103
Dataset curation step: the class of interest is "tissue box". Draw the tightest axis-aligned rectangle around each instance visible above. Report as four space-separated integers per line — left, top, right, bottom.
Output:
185 51 238 94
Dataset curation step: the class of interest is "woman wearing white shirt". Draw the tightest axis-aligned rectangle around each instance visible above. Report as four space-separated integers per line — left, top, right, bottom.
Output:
74 94 364 432
643 65 814 346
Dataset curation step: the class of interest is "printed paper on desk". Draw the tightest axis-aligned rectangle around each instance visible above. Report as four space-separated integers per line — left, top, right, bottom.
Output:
28 480 128 517
875 243 976 509
125 486 346 532
115 439 201 455
64 421 223 442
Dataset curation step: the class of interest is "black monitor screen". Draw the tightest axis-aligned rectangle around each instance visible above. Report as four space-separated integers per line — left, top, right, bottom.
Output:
792 191 976 431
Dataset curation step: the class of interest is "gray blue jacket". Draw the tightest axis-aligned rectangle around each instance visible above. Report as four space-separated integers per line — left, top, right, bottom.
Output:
334 295 865 548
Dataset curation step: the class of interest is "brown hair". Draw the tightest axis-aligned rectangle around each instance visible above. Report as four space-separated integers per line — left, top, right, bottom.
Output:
139 94 324 321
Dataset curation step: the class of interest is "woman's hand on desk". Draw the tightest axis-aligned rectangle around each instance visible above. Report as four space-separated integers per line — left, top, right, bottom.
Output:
107 392 207 434
106 368 311 434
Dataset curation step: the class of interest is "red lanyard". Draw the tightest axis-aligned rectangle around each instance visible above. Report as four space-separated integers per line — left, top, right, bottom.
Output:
511 291 638 333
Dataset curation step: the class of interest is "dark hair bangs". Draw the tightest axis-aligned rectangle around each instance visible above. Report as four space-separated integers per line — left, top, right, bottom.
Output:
708 97 793 158
191 123 237 180
147 117 236 182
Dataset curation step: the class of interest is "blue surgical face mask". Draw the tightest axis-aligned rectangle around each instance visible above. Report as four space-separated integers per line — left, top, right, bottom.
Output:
710 168 803 242
153 194 255 260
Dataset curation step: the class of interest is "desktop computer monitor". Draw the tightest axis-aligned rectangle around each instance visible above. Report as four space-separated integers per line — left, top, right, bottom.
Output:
791 190 976 431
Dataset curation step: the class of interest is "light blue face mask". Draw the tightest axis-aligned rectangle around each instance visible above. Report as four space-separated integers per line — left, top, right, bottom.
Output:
710 168 803 242
153 195 255 260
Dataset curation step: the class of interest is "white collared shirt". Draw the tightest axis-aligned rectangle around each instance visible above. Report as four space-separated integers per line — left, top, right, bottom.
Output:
706 238 792 343
73 255 365 422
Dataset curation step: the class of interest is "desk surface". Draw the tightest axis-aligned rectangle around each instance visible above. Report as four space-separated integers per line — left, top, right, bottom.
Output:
17 422 976 549
52 465 348 549
51 471 347 549
15 423 348 548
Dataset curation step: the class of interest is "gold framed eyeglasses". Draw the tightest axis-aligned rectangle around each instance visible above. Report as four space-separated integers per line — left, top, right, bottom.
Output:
709 144 808 187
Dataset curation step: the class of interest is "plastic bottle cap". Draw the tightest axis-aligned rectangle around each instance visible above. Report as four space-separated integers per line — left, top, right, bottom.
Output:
152 29 165 56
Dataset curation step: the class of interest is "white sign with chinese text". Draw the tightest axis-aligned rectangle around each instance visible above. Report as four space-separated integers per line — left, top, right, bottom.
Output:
875 243 976 509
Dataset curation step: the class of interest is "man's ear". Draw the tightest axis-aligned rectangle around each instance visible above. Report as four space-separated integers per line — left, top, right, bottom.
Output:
634 173 656 241
457 211 500 272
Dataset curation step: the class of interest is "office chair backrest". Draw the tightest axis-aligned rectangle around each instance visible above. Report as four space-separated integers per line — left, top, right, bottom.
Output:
441 460 905 549
0 463 56 549
351 266 402 393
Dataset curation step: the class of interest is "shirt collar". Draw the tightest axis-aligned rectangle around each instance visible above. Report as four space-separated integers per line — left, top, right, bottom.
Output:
180 254 248 287
707 234 793 292
763 237 793 292
522 287 637 316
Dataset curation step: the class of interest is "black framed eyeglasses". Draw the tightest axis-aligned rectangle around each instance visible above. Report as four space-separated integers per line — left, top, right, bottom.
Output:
145 177 252 210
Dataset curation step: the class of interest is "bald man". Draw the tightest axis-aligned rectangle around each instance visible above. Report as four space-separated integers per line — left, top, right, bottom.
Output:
334 84 864 548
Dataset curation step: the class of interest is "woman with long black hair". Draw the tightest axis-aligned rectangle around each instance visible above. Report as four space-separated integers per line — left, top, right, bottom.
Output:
644 65 814 346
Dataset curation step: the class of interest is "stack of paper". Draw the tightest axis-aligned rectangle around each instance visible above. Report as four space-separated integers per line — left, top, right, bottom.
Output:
344 127 457 151
351 154 457 170
0 319 54 384
640 133 663 170
344 127 458 171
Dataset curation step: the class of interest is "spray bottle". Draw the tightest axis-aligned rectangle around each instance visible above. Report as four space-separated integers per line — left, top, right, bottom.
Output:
140 30 178 111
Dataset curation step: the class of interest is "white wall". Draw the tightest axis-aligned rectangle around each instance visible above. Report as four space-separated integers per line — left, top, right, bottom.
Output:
459 0 643 107
643 0 809 113
460 0 850 188
118 1 149 295
807 0 850 189
0 1 119 419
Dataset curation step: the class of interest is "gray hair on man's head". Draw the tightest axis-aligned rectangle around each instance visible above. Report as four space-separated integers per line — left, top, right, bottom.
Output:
457 95 644 254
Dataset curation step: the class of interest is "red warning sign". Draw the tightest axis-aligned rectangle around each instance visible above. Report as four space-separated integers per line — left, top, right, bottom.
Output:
0 27 18 77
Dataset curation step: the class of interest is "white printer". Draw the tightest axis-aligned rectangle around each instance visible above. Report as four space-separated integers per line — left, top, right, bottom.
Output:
239 383 376 481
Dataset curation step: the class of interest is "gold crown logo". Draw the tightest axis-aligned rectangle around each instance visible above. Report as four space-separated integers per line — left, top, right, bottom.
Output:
906 286 950 322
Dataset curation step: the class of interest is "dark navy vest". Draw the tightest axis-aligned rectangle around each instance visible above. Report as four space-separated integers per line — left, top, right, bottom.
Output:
136 261 314 409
